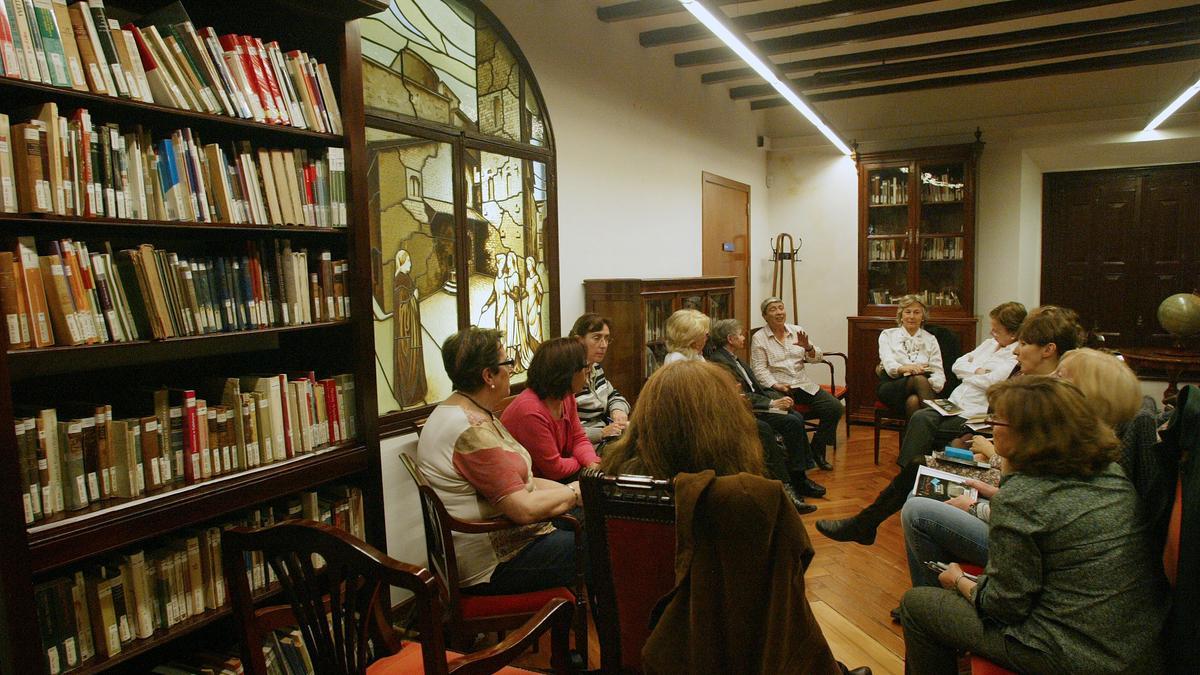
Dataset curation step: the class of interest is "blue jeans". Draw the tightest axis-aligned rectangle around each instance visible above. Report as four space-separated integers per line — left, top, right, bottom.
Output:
901 497 989 588
463 526 584 595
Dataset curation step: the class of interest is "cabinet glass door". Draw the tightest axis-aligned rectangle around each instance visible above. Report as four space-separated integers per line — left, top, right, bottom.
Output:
866 166 911 307
644 297 673 378
916 161 966 308
707 291 731 320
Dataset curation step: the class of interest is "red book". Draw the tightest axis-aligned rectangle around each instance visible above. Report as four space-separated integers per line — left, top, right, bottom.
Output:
70 110 94 217
253 37 287 126
238 35 276 124
0 2 19 78
182 390 200 484
321 378 340 444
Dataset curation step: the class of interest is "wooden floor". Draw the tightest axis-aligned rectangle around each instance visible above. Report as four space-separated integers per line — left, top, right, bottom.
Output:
514 424 910 672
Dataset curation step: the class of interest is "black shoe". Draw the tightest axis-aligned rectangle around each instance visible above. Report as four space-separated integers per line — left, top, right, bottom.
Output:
797 477 827 498
814 453 834 471
890 606 901 624
783 484 818 514
815 517 877 545
837 665 872 675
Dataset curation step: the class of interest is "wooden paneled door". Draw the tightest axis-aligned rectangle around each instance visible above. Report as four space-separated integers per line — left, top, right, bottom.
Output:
702 172 751 340
1043 164 1200 348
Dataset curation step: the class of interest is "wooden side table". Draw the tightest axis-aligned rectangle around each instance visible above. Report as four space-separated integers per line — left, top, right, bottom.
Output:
1119 347 1200 406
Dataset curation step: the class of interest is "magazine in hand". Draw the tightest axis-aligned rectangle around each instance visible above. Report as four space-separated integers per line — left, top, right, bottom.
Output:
912 465 979 502
923 398 964 417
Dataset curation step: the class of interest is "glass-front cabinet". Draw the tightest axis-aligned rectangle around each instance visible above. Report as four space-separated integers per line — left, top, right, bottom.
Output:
857 141 982 317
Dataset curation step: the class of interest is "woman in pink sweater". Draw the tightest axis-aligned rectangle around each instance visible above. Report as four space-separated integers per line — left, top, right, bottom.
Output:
501 337 600 481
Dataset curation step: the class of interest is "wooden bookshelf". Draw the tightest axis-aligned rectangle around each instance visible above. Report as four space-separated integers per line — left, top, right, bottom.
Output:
0 0 386 672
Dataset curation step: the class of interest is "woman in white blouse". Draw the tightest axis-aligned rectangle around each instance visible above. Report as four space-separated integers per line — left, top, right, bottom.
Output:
877 295 945 419
663 309 709 365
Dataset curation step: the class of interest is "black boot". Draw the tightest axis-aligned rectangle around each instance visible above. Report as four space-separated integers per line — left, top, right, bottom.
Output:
813 449 833 471
783 483 817 514
815 516 876 545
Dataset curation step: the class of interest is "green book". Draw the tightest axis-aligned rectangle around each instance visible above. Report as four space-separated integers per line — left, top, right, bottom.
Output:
31 0 70 86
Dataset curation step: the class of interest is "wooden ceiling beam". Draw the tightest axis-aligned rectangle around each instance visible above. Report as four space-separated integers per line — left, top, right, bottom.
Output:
639 0 932 48
748 43 1200 108
675 0 1129 67
596 0 738 23
702 4 1200 84
729 21 1200 99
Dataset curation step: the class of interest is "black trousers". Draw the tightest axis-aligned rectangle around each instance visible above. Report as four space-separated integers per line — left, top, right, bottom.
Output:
897 408 970 467
755 419 796 485
757 409 812 473
791 387 843 455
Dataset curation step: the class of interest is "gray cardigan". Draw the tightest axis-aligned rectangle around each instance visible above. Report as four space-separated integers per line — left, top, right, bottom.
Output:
974 463 1167 673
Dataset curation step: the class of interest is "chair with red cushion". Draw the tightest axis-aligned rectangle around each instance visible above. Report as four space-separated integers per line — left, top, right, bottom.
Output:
400 453 588 659
222 519 573 675
793 352 851 449
580 469 676 674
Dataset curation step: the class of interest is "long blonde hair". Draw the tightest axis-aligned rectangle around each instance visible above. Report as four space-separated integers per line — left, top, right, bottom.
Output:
665 309 709 359
601 361 764 479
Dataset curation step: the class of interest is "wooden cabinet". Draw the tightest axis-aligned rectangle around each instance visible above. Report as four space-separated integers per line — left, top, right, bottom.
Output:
583 277 734 402
856 141 982 318
848 141 982 423
0 1 385 671
845 316 977 423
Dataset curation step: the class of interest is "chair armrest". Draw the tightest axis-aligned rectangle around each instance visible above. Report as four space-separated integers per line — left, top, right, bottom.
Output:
445 515 522 534
447 598 574 675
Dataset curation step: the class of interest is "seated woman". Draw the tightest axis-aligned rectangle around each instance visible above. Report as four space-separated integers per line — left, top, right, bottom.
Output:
893 302 1025 467
502 337 599 482
600 360 865 675
750 296 843 468
416 327 581 595
876 295 945 419
900 377 1166 674
663 308 708 364
817 304 1080 546
708 318 825 497
568 313 630 450
901 346 1146 592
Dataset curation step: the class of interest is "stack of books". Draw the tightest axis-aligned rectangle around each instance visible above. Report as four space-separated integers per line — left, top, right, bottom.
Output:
1 236 350 349
0 0 343 133
0 103 347 226
33 484 363 673
15 372 356 523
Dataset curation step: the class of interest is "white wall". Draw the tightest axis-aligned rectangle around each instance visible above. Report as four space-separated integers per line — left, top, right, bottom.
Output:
765 114 1200 389
382 0 768 565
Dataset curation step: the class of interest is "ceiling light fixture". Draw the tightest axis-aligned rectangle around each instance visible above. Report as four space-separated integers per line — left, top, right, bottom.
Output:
1145 71 1200 131
679 0 852 155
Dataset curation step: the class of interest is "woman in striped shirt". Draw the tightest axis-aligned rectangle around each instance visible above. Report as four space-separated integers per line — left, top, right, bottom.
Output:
569 313 631 453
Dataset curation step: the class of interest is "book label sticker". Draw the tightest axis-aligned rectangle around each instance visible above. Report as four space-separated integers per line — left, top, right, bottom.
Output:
1 178 13 210
74 475 86 503
35 312 49 342
63 637 77 667
6 315 18 345
21 494 32 523
46 648 59 675
86 473 99 499
106 625 119 653
69 60 85 86
150 458 161 485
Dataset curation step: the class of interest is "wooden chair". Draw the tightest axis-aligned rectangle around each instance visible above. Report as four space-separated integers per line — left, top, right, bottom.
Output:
793 351 851 449
579 469 676 674
399 453 588 660
221 519 573 675
871 323 962 465
872 401 906 465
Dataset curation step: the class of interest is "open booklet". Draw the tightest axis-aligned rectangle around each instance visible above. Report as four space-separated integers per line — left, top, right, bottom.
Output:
923 398 964 416
912 464 979 502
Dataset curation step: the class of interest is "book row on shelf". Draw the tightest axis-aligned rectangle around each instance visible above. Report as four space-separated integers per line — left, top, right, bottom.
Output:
868 238 906 262
915 289 961 308
0 103 347 227
919 172 964 203
34 484 364 674
868 173 908 206
0 236 350 349
920 237 963 261
643 301 670 344
16 371 356 524
0 0 343 134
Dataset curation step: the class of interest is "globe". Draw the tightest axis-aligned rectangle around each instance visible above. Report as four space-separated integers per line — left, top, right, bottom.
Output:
1157 292 1200 339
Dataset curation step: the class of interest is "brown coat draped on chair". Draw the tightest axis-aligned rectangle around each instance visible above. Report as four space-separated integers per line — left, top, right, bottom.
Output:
642 470 841 675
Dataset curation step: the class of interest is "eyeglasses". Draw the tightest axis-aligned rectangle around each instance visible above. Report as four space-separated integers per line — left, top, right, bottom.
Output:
983 415 1010 427
586 334 614 345
494 358 515 370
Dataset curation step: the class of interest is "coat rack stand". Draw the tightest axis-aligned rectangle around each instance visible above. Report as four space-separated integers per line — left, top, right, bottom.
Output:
770 233 802 323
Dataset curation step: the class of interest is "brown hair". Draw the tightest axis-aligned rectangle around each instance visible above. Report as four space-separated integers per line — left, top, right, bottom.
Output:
442 327 504 393
1057 348 1141 429
568 313 612 338
1016 305 1082 355
526 338 587 399
989 301 1027 334
894 294 928 326
600 361 765 479
987 376 1120 478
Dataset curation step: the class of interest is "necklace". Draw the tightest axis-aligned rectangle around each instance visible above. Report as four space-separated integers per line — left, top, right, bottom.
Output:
455 390 494 417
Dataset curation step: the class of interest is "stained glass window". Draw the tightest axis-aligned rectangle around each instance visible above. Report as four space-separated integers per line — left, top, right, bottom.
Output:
363 1 555 421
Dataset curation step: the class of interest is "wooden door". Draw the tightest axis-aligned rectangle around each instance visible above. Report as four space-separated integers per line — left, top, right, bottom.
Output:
702 172 750 341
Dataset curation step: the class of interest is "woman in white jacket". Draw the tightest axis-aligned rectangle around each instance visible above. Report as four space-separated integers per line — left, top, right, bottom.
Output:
876 295 944 419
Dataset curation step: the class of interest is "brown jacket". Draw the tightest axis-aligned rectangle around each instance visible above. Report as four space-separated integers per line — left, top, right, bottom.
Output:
642 471 840 675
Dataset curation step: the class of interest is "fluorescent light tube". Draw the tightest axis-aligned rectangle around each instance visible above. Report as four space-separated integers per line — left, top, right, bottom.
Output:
679 0 852 155
1145 71 1200 131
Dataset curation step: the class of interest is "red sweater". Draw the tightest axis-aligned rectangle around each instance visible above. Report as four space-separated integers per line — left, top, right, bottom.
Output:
500 388 599 480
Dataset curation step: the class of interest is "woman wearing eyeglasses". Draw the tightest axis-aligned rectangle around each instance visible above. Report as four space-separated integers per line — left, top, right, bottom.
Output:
569 314 630 449
502 337 601 482
415 327 582 595
900 377 1166 674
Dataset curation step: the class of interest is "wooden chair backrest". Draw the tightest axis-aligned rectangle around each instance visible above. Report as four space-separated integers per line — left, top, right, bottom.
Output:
399 452 467 620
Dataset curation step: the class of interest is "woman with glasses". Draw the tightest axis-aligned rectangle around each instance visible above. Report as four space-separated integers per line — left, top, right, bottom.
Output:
502 337 601 482
900 377 1166 674
568 314 630 450
415 327 582 595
